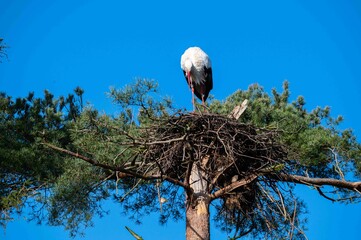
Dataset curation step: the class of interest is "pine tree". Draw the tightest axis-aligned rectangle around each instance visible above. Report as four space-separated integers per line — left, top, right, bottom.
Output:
1 79 360 239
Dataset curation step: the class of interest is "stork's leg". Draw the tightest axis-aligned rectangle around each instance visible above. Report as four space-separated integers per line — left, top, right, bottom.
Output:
201 84 206 111
191 86 195 112
187 76 195 111
202 95 206 111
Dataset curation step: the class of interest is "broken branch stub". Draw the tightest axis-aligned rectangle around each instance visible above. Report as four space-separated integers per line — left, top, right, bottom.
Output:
228 99 248 120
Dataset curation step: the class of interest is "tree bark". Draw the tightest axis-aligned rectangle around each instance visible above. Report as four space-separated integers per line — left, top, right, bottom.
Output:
186 196 210 240
186 157 210 240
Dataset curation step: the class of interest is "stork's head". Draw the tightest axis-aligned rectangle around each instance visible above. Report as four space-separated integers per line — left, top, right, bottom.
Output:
183 59 193 80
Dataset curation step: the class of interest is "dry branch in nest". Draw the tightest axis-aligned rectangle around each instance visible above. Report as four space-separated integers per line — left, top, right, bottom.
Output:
139 112 290 220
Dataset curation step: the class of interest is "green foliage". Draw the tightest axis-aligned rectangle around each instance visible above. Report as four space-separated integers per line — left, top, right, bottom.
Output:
70 108 133 166
1 78 360 238
107 79 175 125
0 88 83 228
48 159 111 237
209 81 360 238
209 81 361 178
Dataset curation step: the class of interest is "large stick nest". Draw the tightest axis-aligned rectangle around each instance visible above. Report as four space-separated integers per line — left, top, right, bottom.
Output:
137 113 299 234
142 113 287 188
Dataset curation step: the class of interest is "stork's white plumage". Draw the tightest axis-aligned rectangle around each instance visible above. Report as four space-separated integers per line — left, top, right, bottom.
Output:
180 47 213 110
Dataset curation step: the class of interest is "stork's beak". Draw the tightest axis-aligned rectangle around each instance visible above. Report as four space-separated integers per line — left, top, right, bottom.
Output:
187 71 191 85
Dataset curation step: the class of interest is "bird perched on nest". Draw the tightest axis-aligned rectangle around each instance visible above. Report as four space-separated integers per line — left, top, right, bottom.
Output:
180 47 213 111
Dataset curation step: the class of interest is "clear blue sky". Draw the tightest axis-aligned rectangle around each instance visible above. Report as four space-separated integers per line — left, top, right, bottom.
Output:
1 0 361 239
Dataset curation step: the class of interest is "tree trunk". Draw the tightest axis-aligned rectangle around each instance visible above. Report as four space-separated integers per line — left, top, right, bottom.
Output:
186 196 210 240
186 157 210 240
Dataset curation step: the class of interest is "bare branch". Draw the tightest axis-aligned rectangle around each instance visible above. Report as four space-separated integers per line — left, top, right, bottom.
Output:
144 134 186 145
210 174 258 200
42 142 118 171
42 142 192 192
315 187 336 202
275 173 361 192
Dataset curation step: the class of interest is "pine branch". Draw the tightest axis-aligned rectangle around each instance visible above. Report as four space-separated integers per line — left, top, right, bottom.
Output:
42 142 117 171
41 142 192 192
275 173 361 192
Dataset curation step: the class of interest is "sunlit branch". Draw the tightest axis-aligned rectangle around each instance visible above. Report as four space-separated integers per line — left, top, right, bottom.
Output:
42 142 191 192
275 173 361 192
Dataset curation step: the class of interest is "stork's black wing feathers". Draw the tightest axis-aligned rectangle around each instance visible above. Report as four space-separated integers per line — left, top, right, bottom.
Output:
182 67 213 102
192 67 213 101
203 67 213 101
205 67 213 90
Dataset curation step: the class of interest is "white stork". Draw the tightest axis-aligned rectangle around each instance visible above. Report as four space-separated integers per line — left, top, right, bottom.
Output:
180 47 213 111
